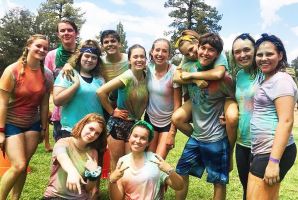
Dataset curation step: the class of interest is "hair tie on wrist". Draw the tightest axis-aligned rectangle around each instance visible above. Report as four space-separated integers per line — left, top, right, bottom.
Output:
269 156 280 164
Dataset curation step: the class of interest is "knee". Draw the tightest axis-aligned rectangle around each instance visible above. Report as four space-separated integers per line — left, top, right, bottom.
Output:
11 161 27 173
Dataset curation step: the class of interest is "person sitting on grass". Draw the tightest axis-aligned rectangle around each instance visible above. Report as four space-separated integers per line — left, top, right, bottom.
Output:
43 113 107 200
109 120 183 200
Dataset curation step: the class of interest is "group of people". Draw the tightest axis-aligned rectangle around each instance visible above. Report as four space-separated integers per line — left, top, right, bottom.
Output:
0 18 296 200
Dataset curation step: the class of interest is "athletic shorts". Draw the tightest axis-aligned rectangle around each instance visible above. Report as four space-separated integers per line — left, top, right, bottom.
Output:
250 143 297 181
176 136 229 185
144 112 171 133
107 116 136 142
5 121 41 137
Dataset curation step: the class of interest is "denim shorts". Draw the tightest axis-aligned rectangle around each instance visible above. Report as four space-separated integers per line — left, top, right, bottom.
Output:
107 116 136 142
144 113 171 133
176 136 229 185
250 143 297 181
5 121 41 137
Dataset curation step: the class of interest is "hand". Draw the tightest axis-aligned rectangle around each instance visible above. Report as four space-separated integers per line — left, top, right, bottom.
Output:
263 161 280 185
113 108 128 120
193 80 208 88
219 114 226 125
181 72 192 80
0 132 5 152
85 153 98 171
166 130 176 150
66 169 87 194
69 73 80 85
150 154 173 174
173 68 191 84
109 161 129 183
62 63 75 82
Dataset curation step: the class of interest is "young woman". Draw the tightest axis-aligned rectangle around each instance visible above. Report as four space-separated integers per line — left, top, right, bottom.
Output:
53 39 104 139
247 34 297 200
146 38 182 159
231 33 262 199
109 120 183 200
0 34 53 200
97 44 148 170
43 113 107 200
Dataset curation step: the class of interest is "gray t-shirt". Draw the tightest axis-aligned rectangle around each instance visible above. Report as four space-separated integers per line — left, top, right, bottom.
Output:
250 72 297 155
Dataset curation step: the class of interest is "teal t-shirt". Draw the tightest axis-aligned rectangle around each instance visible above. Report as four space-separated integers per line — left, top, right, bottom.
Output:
54 70 105 131
235 69 263 147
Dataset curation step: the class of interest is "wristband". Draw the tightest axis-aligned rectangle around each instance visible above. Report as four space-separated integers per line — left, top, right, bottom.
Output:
166 168 175 175
0 127 5 132
84 166 102 181
269 156 280 164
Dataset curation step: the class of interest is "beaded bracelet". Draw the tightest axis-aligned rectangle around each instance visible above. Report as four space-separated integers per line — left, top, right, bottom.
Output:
269 156 280 164
84 166 102 181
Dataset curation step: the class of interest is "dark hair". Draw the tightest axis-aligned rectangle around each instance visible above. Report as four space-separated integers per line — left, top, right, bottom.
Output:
68 39 102 77
129 120 154 143
149 38 171 61
255 33 288 71
127 44 147 61
199 33 223 54
56 19 78 33
100 30 120 44
231 33 258 78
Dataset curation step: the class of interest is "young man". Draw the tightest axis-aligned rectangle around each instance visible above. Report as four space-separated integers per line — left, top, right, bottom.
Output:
45 19 78 143
175 33 234 200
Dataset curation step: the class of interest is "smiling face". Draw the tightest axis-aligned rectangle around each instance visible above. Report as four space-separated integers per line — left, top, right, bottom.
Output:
57 22 78 46
150 40 170 66
80 52 98 73
129 47 146 71
179 40 199 60
129 126 150 152
102 35 121 56
255 41 283 76
233 38 255 69
27 38 49 61
197 43 219 67
80 121 103 144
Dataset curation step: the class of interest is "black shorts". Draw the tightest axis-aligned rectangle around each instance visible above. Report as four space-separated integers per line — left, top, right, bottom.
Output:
250 143 297 181
107 116 135 142
144 112 171 133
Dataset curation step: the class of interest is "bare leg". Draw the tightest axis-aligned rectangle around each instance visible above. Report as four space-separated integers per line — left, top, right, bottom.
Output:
44 121 52 152
224 99 238 171
172 100 193 137
247 173 280 200
148 130 159 153
213 183 226 200
155 131 170 159
175 175 189 200
11 131 40 200
107 135 125 171
0 134 27 200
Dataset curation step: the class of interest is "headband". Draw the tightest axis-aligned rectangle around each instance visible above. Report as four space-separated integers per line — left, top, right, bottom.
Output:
130 120 154 142
175 35 197 48
255 33 285 54
80 47 99 55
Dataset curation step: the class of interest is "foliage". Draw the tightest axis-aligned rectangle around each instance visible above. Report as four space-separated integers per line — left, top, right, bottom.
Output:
35 0 85 49
0 8 36 74
291 56 298 76
116 22 128 53
164 0 222 56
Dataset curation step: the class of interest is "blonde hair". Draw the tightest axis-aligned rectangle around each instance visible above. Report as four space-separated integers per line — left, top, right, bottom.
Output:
18 34 48 78
175 30 200 48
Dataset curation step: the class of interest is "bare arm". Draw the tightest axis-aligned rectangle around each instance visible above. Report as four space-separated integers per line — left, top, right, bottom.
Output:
39 91 50 142
53 74 80 106
85 150 99 193
264 96 295 185
181 65 226 81
96 78 125 115
109 161 128 200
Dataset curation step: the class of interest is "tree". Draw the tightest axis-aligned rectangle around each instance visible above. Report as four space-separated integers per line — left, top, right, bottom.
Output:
116 22 128 53
164 0 222 56
35 0 85 49
0 8 36 73
291 56 298 76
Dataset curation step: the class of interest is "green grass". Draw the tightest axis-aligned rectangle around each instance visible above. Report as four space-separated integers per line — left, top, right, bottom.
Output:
2 126 298 199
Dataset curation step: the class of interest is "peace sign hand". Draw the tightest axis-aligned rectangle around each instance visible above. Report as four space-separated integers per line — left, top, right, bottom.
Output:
109 161 129 183
150 154 174 174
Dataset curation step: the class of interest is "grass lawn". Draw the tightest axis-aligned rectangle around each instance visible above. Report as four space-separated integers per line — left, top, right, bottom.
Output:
1 126 298 199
